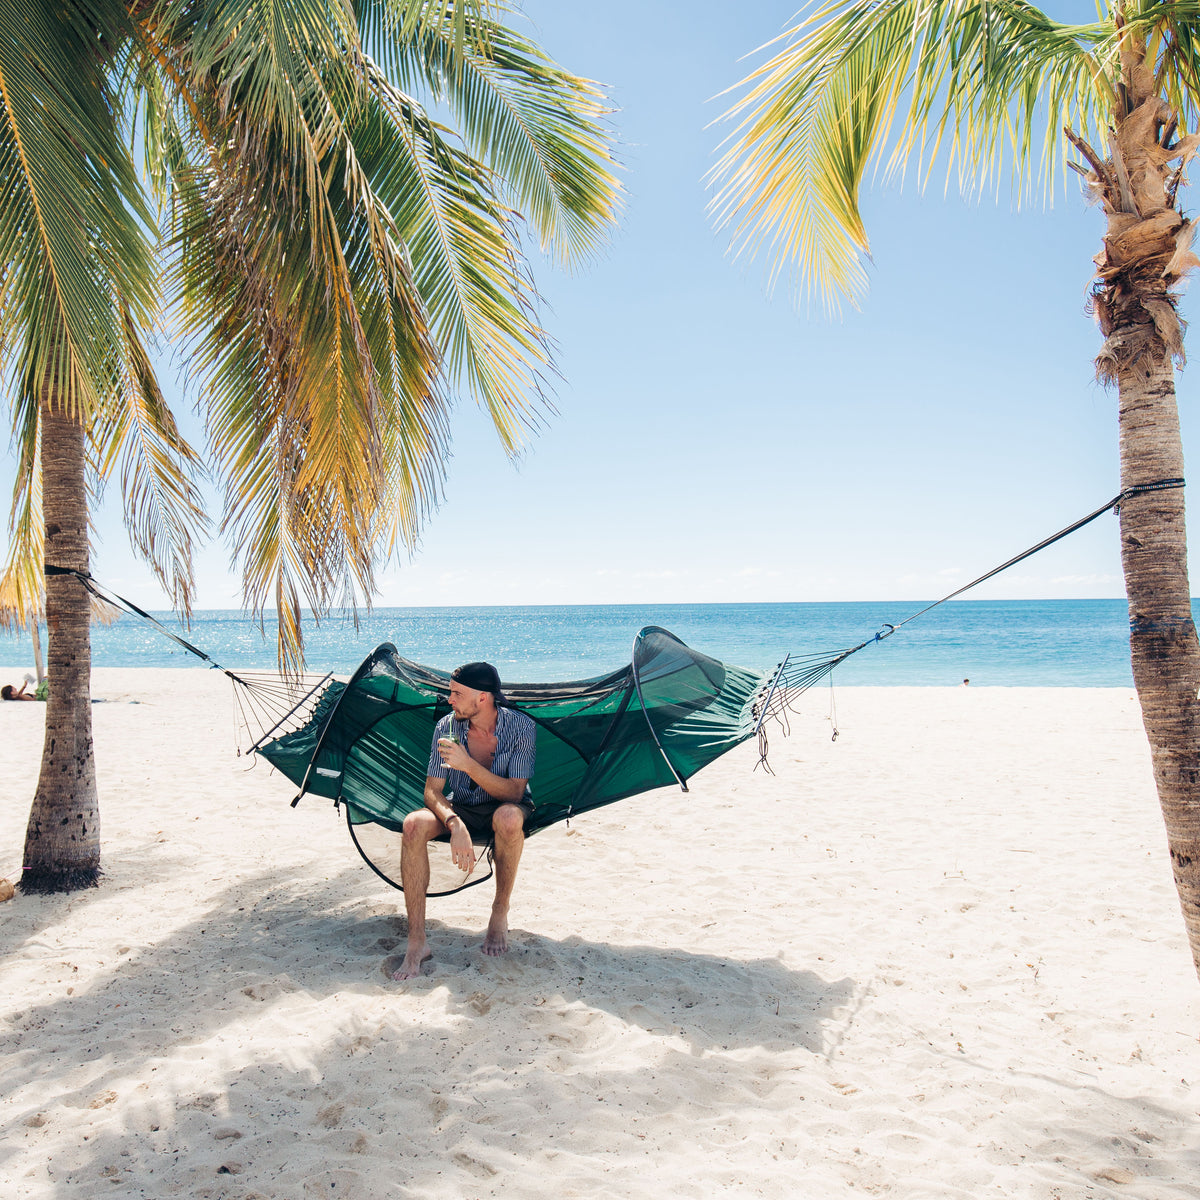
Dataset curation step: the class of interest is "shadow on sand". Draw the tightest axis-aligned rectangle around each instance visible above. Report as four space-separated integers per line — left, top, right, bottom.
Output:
2 859 855 1196
7 860 1199 1199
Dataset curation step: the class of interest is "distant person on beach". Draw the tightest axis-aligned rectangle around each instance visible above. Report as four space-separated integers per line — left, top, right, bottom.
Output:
2 675 42 701
961 678 970 687
393 661 536 981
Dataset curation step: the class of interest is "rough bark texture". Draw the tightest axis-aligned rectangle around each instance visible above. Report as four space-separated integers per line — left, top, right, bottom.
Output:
1082 32 1200 979
20 401 101 893
1116 360 1200 978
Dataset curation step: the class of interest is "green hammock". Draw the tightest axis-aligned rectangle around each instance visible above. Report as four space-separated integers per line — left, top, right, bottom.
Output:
36 483 1178 894
257 626 770 894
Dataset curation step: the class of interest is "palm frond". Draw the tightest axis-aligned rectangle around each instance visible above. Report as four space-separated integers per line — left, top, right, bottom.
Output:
164 49 450 667
88 308 210 617
0 0 157 415
134 0 616 669
362 63 553 450
1140 2 1200 122
356 0 494 71
393 9 622 265
0 380 41 630
711 0 1123 310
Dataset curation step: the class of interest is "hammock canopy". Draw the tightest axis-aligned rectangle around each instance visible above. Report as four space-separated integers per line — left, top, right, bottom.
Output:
257 627 769 890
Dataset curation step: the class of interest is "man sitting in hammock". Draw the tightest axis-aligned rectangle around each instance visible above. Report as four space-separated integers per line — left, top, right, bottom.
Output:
393 662 537 981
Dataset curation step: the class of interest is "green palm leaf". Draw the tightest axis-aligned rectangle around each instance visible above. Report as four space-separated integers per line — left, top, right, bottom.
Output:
158 17 449 665
361 61 551 449
1 0 618 670
89 309 210 615
0 0 156 413
392 8 622 265
710 0 1140 309
150 0 619 668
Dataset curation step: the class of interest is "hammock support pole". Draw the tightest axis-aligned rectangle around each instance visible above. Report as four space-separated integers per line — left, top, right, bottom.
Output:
630 626 689 793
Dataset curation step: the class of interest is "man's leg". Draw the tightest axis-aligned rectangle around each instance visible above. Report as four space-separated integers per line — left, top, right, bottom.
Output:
394 809 444 979
484 804 526 956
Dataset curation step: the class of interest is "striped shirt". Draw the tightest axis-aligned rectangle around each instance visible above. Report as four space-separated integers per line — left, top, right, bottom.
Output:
427 707 536 805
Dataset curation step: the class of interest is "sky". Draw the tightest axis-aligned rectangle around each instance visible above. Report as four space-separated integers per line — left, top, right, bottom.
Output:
3 0 1190 611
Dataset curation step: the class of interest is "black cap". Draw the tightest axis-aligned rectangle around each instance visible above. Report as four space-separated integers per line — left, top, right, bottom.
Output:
452 661 505 704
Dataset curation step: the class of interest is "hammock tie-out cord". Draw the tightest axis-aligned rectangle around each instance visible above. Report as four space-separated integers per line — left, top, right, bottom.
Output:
751 478 1185 764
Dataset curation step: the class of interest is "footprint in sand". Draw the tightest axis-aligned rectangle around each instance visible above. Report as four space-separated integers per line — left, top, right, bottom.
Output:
314 1103 343 1129
381 953 431 980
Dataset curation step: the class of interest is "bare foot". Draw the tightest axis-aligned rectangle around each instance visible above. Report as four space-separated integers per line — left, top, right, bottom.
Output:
392 942 432 980
482 910 509 956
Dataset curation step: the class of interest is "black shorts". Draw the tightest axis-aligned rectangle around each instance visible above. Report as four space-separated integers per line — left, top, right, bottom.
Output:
449 796 534 841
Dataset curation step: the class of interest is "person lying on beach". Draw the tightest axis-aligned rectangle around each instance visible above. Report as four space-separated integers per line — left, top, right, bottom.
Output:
2 675 41 701
393 661 536 981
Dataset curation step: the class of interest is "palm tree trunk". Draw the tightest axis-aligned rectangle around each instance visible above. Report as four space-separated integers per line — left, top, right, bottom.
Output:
1114 356 1200 978
20 399 100 892
29 613 45 685
1082 40 1200 980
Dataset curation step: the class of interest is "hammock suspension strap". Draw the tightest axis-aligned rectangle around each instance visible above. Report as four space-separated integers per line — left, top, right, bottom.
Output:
41 564 332 749
751 478 1185 760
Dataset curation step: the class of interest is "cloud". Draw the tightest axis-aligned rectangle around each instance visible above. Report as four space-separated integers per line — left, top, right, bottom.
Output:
734 567 783 578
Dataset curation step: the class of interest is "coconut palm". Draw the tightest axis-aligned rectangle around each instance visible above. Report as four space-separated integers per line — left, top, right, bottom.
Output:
0 0 619 893
712 0 1200 979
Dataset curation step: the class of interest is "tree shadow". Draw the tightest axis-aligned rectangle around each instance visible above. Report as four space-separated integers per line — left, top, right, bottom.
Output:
10 865 1197 1199
383 919 849 1057
982 1068 1200 1198
2 860 860 1197
2 863 853 1096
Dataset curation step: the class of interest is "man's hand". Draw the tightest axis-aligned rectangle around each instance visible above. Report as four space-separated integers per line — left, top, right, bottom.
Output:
447 817 476 873
438 737 472 774
435 735 527 804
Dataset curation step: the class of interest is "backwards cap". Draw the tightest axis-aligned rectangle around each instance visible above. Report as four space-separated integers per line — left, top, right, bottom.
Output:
452 661 506 705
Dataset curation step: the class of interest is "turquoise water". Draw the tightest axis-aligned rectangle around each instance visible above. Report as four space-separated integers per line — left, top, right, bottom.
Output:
0 599 1156 686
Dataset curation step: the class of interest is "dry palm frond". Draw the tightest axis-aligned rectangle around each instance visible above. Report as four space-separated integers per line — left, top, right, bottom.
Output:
0 382 41 631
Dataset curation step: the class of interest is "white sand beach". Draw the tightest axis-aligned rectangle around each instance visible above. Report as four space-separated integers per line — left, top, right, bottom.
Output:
1 670 1198 1198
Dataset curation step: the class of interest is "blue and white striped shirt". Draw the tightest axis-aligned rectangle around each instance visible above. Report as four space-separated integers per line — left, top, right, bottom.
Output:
427 707 536 805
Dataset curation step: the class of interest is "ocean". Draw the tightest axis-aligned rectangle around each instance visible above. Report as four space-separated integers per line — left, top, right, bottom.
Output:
0 599 1155 686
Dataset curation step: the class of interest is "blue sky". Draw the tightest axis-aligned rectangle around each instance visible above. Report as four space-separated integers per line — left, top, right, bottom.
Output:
5 0 1190 609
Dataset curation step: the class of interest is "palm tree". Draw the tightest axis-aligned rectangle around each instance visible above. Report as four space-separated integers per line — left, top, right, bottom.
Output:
0 0 619 893
711 0 1200 981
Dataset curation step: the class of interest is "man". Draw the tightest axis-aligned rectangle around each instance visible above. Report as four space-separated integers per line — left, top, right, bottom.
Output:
392 661 536 981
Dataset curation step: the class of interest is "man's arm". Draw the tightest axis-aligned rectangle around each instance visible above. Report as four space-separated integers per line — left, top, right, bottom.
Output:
423 774 458 825
424 775 476 870
436 738 528 802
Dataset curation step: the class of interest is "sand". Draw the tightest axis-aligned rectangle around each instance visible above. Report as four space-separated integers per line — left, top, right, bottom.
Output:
0 669 1198 1198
